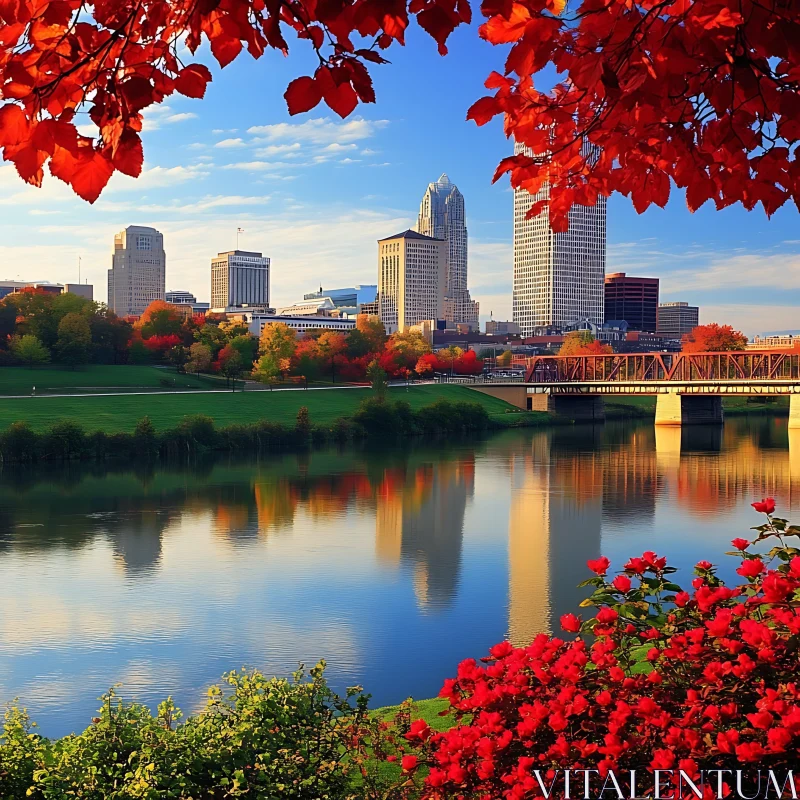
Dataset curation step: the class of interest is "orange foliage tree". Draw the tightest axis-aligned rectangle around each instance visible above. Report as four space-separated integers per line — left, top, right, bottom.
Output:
557 331 613 356
682 322 748 352
1 1 798 224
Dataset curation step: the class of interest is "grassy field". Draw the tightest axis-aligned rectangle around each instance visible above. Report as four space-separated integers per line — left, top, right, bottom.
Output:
0 384 520 433
0 365 225 395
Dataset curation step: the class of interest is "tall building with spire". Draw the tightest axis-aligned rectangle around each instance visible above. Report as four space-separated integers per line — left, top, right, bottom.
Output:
415 174 479 328
512 142 606 336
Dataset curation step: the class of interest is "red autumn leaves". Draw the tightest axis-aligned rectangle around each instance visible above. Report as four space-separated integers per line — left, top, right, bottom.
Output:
0 0 471 201
1 0 799 221
396 500 800 798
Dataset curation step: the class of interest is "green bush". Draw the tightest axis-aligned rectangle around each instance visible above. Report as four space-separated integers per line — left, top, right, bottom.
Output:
0 421 36 462
0 663 369 799
42 420 86 460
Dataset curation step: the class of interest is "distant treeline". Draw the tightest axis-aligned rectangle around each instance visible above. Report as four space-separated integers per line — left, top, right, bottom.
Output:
0 397 491 463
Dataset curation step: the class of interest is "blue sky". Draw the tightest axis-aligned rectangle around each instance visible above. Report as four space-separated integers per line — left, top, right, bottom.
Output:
0 20 798 334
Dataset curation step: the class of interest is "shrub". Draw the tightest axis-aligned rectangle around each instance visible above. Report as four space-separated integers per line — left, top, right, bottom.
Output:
0 421 37 462
133 416 158 458
43 420 87 460
296 406 311 438
403 498 800 798
353 396 406 437
176 414 218 450
0 662 369 799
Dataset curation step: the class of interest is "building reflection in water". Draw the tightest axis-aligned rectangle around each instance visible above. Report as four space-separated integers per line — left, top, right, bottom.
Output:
508 431 602 647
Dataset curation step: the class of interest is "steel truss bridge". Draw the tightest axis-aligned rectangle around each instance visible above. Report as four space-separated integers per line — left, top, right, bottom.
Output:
468 351 800 426
523 350 800 386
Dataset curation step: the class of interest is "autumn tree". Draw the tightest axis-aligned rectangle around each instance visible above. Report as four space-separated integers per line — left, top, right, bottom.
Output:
11 334 50 368
186 343 212 374
682 323 748 352
1 0 798 227
497 349 513 367
135 301 184 340
259 323 297 362
317 330 348 383
55 312 91 369
558 331 613 356
216 345 245 389
355 315 387 353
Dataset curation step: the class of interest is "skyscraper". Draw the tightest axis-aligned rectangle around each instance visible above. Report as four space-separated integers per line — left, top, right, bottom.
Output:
415 174 479 328
211 250 270 311
512 142 606 336
378 230 446 333
107 225 166 317
604 272 659 332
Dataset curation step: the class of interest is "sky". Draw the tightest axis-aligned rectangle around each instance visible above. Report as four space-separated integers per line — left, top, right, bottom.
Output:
0 20 798 335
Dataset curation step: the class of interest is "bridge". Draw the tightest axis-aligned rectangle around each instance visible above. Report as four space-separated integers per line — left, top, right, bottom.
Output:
468 350 800 426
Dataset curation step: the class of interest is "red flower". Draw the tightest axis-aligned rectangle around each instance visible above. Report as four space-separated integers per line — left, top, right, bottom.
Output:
612 575 632 593
752 498 776 514
405 719 432 742
587 556 610 575
596 608 618 624
401 755 418 771
696 560 713 571
731 538 750 551
737 558 765 579
560 613 581 633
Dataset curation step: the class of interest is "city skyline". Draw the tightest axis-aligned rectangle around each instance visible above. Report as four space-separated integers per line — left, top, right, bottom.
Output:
0 29 797 335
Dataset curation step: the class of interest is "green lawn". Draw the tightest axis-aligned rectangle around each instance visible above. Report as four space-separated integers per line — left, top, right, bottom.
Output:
0 384 519 433
0 365 224 395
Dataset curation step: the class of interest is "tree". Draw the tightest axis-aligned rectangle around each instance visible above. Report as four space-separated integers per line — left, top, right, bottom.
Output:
55 312 91 368
186 343 212 374
317 331 348 383
194 323 228 358
497 349 513 367
682 323 748 352
216 345 245 389
11 334 50 368
89 310 132 364
167 344 188 372
259 323 297 362
558 331 613 356
1 1 798 227
355 315 387 352
252 353 281 384
135 301 184 340
366 360 387 399
228 334 258 370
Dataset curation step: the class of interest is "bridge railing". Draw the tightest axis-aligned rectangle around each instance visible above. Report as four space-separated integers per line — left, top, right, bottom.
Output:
523 350 800 383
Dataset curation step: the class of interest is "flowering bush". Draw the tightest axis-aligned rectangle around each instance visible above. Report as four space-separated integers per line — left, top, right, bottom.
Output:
403 499 800 798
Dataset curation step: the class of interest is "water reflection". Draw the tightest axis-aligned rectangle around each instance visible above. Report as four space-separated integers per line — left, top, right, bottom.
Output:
0 417 798 736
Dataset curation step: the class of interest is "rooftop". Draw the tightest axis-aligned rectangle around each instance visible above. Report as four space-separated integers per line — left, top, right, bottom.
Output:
378 229 444 242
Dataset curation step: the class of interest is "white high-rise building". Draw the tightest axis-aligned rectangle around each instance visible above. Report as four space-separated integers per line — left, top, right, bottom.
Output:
107 225 166 317
211 250 270 311
415 174 479 328
512 142 606 336
378 230 446 334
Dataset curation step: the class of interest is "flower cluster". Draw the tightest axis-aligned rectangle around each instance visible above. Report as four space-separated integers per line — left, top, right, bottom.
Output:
403 499 800 799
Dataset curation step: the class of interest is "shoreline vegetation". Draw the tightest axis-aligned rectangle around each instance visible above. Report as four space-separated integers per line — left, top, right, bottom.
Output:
0 368 789 463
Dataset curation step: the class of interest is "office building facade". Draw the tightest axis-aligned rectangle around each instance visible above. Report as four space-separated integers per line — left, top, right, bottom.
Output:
604 272 659 332
657 301 699 338
415 174 479 327
303 285 377 314
378 230 446 334
211 250 269 311
512 142 606 337
107 225 166 317
165 290 210 315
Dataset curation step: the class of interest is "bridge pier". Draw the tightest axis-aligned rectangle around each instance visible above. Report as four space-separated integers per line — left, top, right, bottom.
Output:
551 395 605 422
789 395 800 429
655 391 724 426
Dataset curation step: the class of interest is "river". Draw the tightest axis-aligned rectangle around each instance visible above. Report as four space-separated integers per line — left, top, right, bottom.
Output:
0 417 796 737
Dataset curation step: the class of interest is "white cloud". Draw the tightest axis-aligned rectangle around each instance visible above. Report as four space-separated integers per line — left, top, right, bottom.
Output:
254 143 302 157
701 304 800 337
323 143 357 152
222 161 296 172
247 117 388 145
214 137 246 149
165 112 197 124
106 164 210 192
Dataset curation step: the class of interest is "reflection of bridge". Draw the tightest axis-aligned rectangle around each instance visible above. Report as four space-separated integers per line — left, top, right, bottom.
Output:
471 350 800 426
